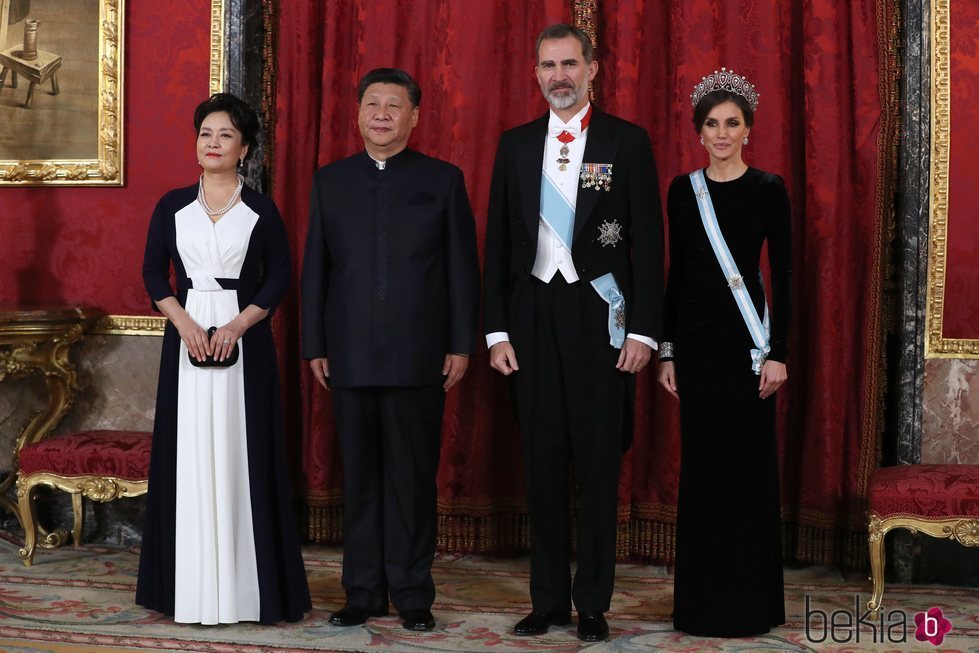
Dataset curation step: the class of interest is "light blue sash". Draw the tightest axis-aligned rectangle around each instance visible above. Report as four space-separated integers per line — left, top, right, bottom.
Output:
590 273 625 349
540 171 575 248
689 169 770 374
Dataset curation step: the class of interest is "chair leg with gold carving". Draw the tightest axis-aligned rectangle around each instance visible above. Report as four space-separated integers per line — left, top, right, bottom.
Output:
16 476 38 567
867 513 887 614
71 492 83 548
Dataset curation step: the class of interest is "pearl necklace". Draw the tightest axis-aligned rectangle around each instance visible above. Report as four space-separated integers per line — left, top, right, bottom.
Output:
198 173 244 217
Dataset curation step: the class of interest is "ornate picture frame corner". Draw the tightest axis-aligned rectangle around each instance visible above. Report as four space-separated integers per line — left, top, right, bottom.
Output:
0 0 125 186
925 0 979 358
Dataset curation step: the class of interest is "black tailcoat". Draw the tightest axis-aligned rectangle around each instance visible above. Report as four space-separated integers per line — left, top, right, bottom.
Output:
482 108 663 613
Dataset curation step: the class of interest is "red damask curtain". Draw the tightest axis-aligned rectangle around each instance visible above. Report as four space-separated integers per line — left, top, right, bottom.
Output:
271 0 898 568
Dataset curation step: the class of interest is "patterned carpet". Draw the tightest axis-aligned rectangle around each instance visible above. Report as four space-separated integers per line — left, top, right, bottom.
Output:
0 532 977 652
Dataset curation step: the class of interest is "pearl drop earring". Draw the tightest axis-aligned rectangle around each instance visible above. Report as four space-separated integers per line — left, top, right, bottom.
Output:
700 137 704 145
742 136 749 145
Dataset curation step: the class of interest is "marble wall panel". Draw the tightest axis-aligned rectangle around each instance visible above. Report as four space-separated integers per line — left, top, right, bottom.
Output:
922 358 979 464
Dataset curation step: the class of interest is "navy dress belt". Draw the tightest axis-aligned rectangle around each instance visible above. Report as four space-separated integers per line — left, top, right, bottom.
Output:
182 277 253 291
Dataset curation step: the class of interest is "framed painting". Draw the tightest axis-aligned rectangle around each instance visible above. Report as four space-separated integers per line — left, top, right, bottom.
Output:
926 0 979 357
0 0 123 185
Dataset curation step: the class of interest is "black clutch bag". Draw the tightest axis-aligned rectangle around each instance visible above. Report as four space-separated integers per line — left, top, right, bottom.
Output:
188 326 239 368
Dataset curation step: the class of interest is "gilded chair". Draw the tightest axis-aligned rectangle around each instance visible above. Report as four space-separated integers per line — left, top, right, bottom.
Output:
16 429 151 566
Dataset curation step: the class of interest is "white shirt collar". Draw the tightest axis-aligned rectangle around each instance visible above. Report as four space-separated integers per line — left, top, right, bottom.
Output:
548 102 591 139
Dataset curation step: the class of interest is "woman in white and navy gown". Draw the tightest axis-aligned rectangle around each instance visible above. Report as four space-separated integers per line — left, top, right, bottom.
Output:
136 93 311 624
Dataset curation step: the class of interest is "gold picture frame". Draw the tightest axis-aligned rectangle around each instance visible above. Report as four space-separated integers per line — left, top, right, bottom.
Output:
926 0 979 357
94 0 226 335
0 0 124 185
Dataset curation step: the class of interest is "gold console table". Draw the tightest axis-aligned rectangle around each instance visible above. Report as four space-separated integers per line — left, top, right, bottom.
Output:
0 306 103 526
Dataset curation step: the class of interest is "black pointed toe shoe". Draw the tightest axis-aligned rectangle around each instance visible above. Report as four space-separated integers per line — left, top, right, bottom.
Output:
513 610 572 635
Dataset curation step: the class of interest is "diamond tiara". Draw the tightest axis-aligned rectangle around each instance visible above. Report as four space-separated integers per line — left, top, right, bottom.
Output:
690 67 759 112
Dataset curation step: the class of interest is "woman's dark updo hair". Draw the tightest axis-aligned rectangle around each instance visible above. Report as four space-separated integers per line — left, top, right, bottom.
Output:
692 90 754 133
193 93 260 161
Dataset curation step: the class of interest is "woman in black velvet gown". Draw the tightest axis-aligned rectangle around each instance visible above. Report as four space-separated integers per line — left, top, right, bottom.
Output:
657 70 791 637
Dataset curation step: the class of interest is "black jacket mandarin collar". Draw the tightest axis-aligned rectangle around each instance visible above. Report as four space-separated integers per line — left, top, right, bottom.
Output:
360 147 412 172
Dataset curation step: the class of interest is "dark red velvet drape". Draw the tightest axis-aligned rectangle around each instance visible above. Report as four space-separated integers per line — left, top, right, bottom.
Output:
272 0 898 568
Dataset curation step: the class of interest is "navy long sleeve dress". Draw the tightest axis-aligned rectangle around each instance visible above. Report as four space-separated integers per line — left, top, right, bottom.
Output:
136 184 310 624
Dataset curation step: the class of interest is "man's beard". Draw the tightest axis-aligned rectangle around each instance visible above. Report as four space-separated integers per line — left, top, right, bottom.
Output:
544 81 584 110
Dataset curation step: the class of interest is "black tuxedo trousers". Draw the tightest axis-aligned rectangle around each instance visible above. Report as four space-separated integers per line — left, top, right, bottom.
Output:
332 385 445 613
511 276 626 614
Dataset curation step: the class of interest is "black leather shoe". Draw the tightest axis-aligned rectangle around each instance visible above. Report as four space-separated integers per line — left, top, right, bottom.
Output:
328 605 387 627
400 608 436 631
513 610 572 635
577 612 609 642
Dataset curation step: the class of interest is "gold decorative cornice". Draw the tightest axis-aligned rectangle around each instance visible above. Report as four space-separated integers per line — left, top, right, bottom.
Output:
209 0 226 95
0 0 124 185
92 315 166 336
926 0 979 357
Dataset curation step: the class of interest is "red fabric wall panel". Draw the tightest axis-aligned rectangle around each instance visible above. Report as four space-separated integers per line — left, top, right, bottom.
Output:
944 1 979 338
0 2 210 313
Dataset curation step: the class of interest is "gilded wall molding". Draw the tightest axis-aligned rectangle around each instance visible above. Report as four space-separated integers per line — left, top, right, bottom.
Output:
262 0 276 188
0 0 124 185
926 0 979 357
92 315 165 336
209 0 226 95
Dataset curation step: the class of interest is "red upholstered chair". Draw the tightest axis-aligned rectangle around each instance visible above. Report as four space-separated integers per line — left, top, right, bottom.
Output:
15 429 151 566
866 464 979 612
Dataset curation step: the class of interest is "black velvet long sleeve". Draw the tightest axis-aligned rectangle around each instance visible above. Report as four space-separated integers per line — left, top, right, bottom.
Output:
661 168 791 362
760 174 791 362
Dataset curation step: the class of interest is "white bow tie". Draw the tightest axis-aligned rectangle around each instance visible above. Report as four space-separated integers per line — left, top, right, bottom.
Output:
549 122 582 140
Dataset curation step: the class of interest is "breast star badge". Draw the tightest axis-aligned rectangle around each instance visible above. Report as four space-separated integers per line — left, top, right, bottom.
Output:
597 219 623 247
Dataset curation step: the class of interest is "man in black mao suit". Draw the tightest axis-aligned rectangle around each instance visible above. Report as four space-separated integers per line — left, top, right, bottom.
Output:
483 25 663 642
301 68 480 632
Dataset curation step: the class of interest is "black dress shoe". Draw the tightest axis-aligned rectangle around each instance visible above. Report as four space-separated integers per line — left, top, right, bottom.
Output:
513 610 572 635
328 605 388 627
400 608 436 631
577 612 609 641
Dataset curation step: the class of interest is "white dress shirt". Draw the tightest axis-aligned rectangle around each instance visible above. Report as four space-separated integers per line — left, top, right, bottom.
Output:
532 103 590 284
486 103 655 351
